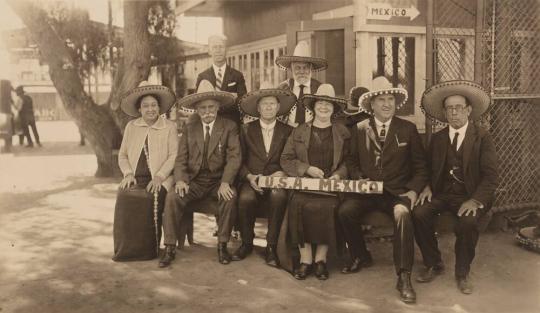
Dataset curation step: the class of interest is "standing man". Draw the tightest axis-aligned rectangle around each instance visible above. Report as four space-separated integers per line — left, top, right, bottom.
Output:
195 35 247 125
338 76 428 304
232 83 295 266
15 86 41 147
275 41 326 127
413 81 499 294
159 80 241 267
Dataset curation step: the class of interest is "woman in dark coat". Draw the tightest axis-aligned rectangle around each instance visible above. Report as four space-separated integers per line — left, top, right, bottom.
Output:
279 84 350 280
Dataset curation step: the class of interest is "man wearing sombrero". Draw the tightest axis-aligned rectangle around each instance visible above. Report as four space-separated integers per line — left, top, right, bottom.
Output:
338 76 428 303
159 80 241 267
413 80 499 294
231 82 295 266
275 40 326 127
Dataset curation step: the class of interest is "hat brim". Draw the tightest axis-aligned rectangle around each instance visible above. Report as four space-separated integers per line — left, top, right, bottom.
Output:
177 91 236 110
302 94 347 114
239 89 296 117
421 80 490 123
275 56 328 72
358 88 408 114
120 85 176 117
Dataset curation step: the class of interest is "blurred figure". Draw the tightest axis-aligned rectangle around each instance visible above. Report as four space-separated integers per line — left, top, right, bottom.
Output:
15 86 41 147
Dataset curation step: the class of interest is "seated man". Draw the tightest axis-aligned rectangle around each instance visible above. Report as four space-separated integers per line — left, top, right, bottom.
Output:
159 80 241 267
232 82 295 266
413 81 499 294
338 77 428 304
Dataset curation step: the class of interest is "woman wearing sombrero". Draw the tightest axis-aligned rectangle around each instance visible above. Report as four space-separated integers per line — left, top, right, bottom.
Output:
112 82 178 262
279 84 350 280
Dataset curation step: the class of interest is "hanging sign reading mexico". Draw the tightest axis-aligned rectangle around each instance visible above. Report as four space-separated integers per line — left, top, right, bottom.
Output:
258 176 383 194
367 3 420 21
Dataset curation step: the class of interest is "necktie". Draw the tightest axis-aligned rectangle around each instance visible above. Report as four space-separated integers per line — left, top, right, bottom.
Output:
452 132 459 152
379 124 386 144
295 84 306 124
216 68 223 90
202 125 211 169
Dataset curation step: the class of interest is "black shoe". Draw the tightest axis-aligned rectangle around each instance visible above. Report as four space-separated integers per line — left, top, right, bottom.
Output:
396 271 416 304
265 245 280 267
456 275 473 294
416 262 445 283
231 243 253 261
293 263 312 280
341 252 373 274
218 243 231 265
158 245 176 268
314 261 329 280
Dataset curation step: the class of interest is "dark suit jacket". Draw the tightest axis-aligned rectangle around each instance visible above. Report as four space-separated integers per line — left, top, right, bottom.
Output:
348 117 428 196
277 78 322 126
196 65 247 125
239 120 293 180
174 116 241 185
429 124 499 208
281 122 350 179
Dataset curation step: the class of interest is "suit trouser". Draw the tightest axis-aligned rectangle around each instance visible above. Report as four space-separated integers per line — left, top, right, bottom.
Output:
237 183 287 245
20 118 40 145
338 192 414 274
163 173 237 245
412 193 483 278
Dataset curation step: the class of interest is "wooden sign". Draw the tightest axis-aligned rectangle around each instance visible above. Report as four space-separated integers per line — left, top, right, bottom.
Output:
258 176 383 194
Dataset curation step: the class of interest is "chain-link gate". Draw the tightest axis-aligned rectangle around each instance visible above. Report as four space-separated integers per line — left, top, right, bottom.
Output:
427 0 540 213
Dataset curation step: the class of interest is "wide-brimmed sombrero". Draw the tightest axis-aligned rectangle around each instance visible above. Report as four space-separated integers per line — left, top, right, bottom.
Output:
339 86 370 116
421 80 490 123
120 81 176 117
516 226 540 254
302 84 347 114
358 76 408 114
177 80 236 110
275 41 328 72
239 81 296 118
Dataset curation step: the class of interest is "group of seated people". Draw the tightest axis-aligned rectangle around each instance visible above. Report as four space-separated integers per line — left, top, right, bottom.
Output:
111 41 498 305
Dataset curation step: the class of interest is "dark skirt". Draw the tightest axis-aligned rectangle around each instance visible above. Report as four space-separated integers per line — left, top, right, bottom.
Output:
288 192 340 245
112 186 166 262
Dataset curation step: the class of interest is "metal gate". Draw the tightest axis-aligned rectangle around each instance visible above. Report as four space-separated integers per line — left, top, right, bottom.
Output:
426 0 540 212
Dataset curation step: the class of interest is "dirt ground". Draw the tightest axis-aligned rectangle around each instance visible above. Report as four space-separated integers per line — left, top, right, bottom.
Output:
0 122 539 313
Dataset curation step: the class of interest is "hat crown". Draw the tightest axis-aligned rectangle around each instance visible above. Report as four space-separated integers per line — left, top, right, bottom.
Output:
137 80 154 88
196 80 217 94
371 76 394 92
314 84 336 98
292 41 312 58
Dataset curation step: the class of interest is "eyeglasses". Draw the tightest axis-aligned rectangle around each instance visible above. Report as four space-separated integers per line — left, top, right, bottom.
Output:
444 105 468 113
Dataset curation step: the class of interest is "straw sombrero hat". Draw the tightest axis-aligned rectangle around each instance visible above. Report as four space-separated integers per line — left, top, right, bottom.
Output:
120 81 176 117
239 81 296 118
358 76 408 114
302 84 347 114
421 80 490 123
177 80 236 110
275 41 328 72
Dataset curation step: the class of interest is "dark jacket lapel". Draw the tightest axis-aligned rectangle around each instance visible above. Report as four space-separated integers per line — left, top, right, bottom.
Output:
267 122 284 159
207 118 224 156
331 124 345 172
367 118 382 152
193 122 204 155
221 65 230 88
299 123 312 164
382 118 397 155
433 127 449 187
249 122 268 160
462 123 476 173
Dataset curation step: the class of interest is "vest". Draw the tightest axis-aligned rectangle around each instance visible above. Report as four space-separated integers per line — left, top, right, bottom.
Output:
442 139 467 195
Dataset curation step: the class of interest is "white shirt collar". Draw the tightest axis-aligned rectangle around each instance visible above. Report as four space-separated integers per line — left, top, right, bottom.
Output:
293 79 311 88
202 119 216 133
212 63 227 76
374 117 392 128
133 116 167 129
259 119 277 130
449 121 468 136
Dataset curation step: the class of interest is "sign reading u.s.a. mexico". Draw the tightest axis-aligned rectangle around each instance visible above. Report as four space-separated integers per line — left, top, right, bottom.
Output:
258 176 383 194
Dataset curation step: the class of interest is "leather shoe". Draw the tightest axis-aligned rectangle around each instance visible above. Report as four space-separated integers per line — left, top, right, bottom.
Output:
293 263 312 280
314 261 329 280
231 243 253 261
416 262 445 283
456 276 473 294
341 252 373 274
396 271 416 304
158 245 176 268
218 243 231 265
264 245 280 267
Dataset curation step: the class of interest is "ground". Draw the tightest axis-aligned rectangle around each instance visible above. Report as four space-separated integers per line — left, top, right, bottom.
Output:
0 121 539 313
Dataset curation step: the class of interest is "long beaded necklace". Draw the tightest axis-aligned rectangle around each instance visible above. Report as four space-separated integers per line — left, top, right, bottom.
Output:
142 136 160 256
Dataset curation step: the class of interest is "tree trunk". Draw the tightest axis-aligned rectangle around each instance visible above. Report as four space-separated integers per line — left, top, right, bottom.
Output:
7 0 121 177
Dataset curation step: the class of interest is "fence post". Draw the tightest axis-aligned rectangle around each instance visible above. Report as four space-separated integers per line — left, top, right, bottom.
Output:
425 0 434 143
474 0 485 84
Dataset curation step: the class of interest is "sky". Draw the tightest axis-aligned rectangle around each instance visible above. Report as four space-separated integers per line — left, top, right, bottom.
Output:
0 0 222 79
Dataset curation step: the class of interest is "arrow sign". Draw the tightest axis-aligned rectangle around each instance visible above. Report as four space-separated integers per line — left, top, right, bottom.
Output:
367 3 420 21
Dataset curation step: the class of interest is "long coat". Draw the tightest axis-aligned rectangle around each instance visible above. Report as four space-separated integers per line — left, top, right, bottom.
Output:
196 66 247 125
174 116 241 185
239 120 293 180
348 117 428 195
429 123 499 207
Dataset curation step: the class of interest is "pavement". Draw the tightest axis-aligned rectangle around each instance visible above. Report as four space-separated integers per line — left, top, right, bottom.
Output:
0 121 539 313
